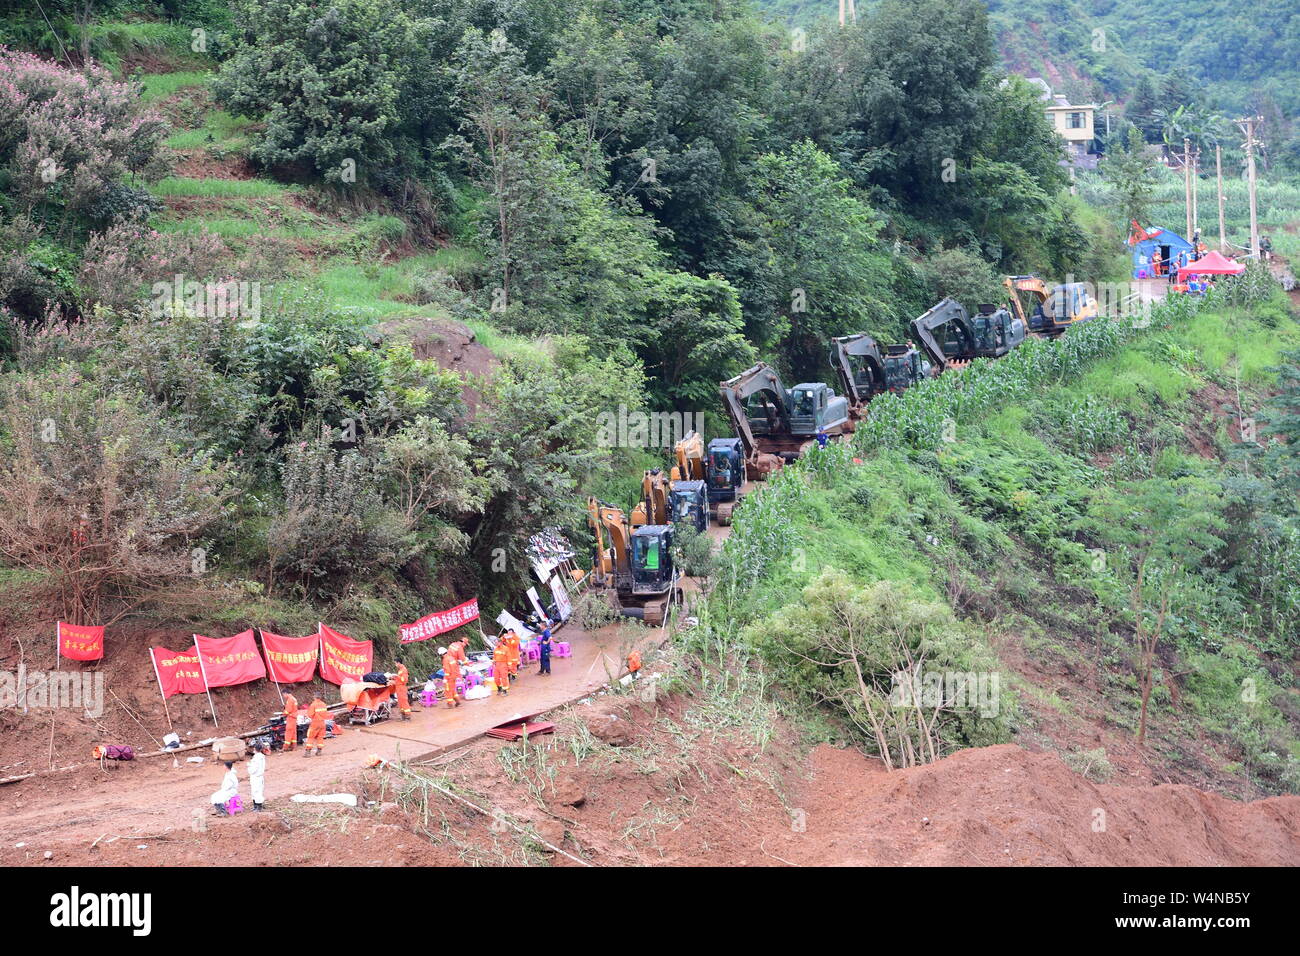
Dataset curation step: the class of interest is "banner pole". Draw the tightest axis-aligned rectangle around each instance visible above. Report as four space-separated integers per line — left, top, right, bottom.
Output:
258 628 284 704
55 621 61 670
148 647 174 732
194 634 219 728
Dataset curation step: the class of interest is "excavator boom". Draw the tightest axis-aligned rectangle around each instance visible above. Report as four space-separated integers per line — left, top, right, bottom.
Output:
910 298 972 372
829 333 888 410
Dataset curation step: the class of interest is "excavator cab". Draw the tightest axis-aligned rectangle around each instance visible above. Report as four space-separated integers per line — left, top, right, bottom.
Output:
787 383 849 435
971 304 1026 354
882 345 930 392
706 438 744 503
1045 283 1098 329
669 481 708 534
630 525 675 595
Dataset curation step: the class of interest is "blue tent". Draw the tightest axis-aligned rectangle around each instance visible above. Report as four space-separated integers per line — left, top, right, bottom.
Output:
1129 223 1194 279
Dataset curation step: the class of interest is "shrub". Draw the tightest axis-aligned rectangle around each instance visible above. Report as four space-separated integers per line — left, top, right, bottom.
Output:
572 589 621 630
0 368 235 623
742 570 1012 767
79 221 230 314
0 49 168 232
265 436 411 592
213 0 424 182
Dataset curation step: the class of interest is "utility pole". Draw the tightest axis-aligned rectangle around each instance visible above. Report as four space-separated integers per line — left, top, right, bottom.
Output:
1183 137 1192 243
1216 143 1226 252
838 0 856 26
1235 116 1262 259
1192 146 1200 240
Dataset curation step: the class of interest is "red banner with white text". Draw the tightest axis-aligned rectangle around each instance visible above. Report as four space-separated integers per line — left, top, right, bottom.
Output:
259 630 320 683
399 597 480 645
318 624 372 685
195 630 267 688
57 622 104 662
151 645 206 699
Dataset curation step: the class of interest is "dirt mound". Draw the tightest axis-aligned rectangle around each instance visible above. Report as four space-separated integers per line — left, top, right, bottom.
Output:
773 744 1300 867
378 317 499 420
0 803 455 868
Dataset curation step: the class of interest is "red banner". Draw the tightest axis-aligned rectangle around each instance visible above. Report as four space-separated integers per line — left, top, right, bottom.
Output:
57 622 104 662
195 630 267 688
400 597 480 645
260 630 319 683
318 623 372 685
151 645 206 699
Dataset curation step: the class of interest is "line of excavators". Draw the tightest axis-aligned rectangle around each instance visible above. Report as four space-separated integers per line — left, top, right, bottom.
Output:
585 274 1097 622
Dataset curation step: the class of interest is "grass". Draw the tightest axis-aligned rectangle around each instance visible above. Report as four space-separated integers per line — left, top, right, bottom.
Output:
160 216 321 241
139 70 210 102
165 109 257 152
78 20 205 73
152 176 292 199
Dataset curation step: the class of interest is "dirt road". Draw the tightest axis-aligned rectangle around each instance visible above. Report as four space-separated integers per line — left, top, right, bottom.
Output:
0 621 631 849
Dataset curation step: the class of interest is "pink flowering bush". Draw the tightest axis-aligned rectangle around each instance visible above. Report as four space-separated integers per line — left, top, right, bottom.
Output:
80 222 230 314
0 47 169 231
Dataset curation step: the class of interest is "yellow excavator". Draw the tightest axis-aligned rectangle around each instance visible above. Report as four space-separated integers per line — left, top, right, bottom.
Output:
631 468 671 527
669 430 744 528
587 497 680 625
1003 275 1098 338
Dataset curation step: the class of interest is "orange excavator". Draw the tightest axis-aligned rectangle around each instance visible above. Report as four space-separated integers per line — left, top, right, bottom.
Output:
631 468 670 527
587 497 680 625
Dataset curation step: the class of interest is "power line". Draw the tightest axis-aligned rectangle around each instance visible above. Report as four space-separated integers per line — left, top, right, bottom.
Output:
31 0 76 70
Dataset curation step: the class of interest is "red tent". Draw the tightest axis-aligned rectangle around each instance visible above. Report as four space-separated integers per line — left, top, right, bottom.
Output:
1178 250 1245 278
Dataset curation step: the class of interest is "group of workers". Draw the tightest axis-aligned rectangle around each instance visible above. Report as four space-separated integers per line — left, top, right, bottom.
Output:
277 691 332 756
439 618 554 707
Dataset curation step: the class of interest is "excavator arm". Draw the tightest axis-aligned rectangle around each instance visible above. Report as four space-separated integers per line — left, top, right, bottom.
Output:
910 298 973 372
829 333 887 408
718 363 792 463
671 431 706 482
587 497 631 582
631 469 670 527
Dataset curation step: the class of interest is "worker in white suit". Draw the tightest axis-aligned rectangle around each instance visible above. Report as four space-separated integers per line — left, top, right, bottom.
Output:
211 761 240 816
248 740 268 812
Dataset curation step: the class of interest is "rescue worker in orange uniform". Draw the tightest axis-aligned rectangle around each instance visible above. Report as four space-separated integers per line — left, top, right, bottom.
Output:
281 691 299 751
394 657 411 720
304 696 329 756
504 631 521 681
440 646 462 708
448 639 468 665
628 649 642 680
492 641 511 695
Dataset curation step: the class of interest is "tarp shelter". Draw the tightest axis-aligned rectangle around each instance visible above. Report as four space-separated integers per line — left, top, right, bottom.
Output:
1177 250 1245 278
1128 221 1194 279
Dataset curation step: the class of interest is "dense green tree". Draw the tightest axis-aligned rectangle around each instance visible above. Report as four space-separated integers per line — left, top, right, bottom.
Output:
214 0 425 183
750 140 894 380
845 0 993 219
1100 126 1157 230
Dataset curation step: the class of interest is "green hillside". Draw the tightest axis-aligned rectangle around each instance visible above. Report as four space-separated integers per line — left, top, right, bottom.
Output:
755 0 1300 116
